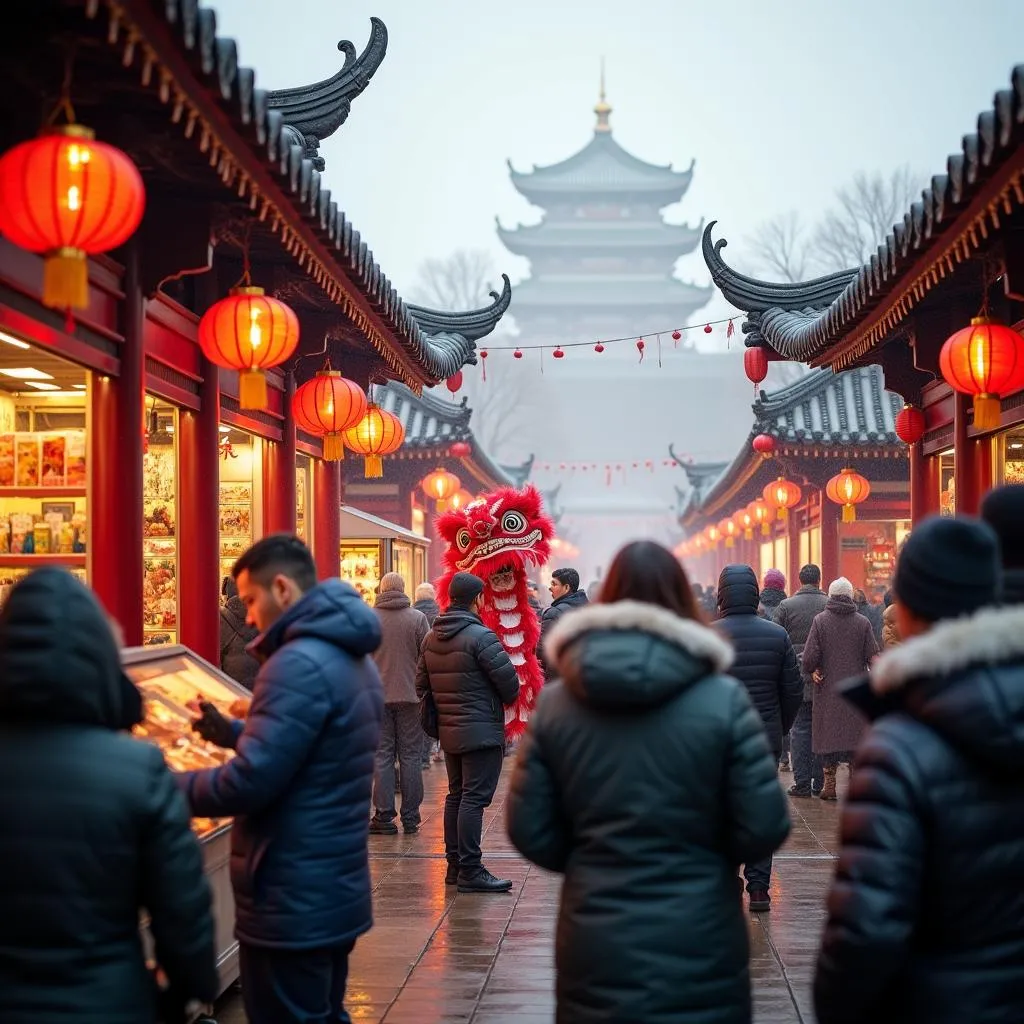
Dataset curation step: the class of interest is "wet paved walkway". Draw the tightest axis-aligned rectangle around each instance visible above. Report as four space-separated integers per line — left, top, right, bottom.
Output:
218 761 844 1023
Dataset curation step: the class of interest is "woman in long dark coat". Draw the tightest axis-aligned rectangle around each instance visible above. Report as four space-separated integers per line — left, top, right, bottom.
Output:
802 577 878 800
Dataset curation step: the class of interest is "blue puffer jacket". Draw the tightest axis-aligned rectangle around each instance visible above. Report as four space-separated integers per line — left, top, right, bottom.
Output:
181 579 384 949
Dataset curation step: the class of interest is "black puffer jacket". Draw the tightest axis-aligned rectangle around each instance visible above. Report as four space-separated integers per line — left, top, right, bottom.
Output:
508 600 790 1024
416 607 520 753
220 594 258 690
0 569 218 1023
539 589 590 679
815 604 1024 1024
714 565 802 756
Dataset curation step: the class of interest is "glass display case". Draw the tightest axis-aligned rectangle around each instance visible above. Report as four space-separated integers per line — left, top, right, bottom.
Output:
339 540 381 604
123 645 251 841
295 454 311 544
142 400 178 645
219 428 260 579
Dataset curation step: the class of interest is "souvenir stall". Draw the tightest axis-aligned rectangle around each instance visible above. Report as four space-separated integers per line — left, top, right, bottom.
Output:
339 504 430 603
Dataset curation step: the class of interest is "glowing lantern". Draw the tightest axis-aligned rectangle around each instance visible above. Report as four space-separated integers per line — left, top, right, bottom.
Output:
0 125 146 311
763 476 802 520
752 433 776 458
446 372 463 394
938 317 1024 430
437 488 473 515
739 508 755 540
894 404 925 445
449 440 472 459
199 287 300 409
706 524 720 547
291 369 367 461
826 467 871 523
744 347 769 392
746 499 772 536
421 469 461 507
718 517 738 549
342 404 405 478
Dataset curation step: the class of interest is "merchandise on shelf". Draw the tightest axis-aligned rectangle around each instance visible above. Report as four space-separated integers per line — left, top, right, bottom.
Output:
142 438 178 644
339 543 380 605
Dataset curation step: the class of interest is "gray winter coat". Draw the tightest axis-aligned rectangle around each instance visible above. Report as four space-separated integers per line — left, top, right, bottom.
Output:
774 585 828 700
373 591 429 704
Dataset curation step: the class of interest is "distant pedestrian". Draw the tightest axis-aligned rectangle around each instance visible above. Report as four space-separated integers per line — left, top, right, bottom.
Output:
854 588 884 644
802 577 878 801
715 564 802 911
417 572 520 893
369 573 429 835
183 535 384 1024
981 483 1024 604
815 516 1024 1024
508 540 790 1024
526 580 543 618
881 589 901 648
538 568 590 680
220 575 259 689
414 581 440 625
758 568 787 620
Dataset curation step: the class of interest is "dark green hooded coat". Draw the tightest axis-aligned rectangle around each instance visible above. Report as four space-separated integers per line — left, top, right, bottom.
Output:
507 599 790 1024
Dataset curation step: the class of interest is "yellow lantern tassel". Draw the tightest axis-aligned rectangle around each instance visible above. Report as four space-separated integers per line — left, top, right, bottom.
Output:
842 504 856 523
238 369 267 409
322 433 345 461
364 454 383 478
972 394 1001 430
43 248 89 310
761 522 770 536
777 507 788 521
725 537 734 548
744 529 753 540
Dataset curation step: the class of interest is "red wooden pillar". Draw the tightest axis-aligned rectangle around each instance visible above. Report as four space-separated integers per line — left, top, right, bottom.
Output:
924 452 941 518
973 434 994 505
909 443 927 525
178 358 220 663
313 457 341 581
263 371 297 535
787 509 801 591
91 244 144 645
953 394 979 514
820 495 840 587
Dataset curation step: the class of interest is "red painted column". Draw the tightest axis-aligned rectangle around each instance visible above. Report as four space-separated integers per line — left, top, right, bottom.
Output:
924 452 941 518
263 372 297 535
909 443 927 525
787 509 801 590
178 358 220 664
820 495 840 587
313 457 341 581
953 394 979 514
90 245 144 645
973 434 994 505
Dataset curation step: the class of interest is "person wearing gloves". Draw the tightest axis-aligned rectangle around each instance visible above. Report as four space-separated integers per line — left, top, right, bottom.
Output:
815 516 1024 1024
183 535 384 1024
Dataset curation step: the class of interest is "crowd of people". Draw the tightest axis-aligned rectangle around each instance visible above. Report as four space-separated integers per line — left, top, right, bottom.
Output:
0 485 1022 1023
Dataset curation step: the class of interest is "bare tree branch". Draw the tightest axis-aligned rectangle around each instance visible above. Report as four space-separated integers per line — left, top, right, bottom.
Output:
747 211 809 283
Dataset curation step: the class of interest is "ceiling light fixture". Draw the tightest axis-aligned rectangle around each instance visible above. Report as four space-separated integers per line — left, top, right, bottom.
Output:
72 383 86 390
218 425 230 434
24 381 60 391
0 367 54 380
0 330 31 350
1010 442 1024 450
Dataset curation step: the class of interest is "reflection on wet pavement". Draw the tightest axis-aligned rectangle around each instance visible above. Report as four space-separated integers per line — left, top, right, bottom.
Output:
218 763 847 1023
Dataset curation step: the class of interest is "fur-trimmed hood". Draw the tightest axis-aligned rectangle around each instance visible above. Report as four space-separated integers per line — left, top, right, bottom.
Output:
849 604 1024 772
544 600 733 711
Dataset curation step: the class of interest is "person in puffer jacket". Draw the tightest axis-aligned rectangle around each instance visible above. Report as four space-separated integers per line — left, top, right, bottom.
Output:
815 516 1024 1024
416 572 519 894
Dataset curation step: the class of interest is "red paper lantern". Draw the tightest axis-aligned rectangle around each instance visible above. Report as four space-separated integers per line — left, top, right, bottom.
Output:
706 524 721 547
421 468 461 505
553 347 565 359
752 433 776 458
744 346 769 389
438 488 474 515
763 476 802 520
746 499 772 536
738 509 755 540
826 467 871 523
198 287 300 409
0 124 145 310
704 323 712 334
939 317 1024 430
718 517 738 549
894 404 925 445
636 338 645 359
343 404 405 478
449 440 471 459
445 372 463 394
513 349 523 359
291 369 367 461
594 343 604 353
672 330 681 341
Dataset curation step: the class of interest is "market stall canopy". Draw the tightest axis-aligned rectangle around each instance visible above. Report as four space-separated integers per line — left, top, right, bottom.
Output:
341 505 430 546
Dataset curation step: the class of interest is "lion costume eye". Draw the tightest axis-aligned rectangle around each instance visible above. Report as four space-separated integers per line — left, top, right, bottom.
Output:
501 511 527 535
456 528 472 551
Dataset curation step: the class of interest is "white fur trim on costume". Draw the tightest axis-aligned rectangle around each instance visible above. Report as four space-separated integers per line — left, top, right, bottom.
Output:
544 599 733 673
870 605 1024 694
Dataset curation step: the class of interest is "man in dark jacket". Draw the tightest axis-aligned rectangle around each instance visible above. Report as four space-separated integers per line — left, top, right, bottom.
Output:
715 564 802 912
816 516 1024 1024
981 483 1024 604
539 567 590 680
774 563 828 797
220 575 259 689
0 569 218 1022
182 535 384 1024
416 572 520 894
369 572 429 835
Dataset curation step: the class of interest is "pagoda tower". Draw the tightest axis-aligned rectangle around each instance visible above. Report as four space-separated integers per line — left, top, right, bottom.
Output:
498 69 712 347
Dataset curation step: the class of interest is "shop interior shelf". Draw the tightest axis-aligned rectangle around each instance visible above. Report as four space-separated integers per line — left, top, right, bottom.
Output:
0 553 87 566
0 487 88 499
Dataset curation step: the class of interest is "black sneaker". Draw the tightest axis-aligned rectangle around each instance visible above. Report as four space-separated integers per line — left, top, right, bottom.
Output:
445 864 459 885
788 784 813 798
403 822 419 835
368 818 398 835
748 890 771 913
457 868 513 894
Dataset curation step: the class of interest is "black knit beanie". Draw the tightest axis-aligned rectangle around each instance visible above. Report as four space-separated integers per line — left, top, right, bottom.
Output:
893 516 1000 622
980 484 1024 569
447 572 485 607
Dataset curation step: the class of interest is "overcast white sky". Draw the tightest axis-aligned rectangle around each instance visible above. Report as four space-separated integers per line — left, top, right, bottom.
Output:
212 0 1022 332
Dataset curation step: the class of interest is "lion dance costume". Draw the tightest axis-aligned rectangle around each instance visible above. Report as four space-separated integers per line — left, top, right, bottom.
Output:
436 485 554 740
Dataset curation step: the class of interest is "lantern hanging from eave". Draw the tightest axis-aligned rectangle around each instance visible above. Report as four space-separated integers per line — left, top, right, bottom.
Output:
343 404 405 478
291 369 367 461
744 346 769 394
746 499 772 536
449 440 472 459
718 517 738 549
763 476 802 520
445 371 463 394
939 317 1024 430
826 467 871 523
752 433 776 458
739 509 755 540
199 287 300 409
705 524 720 548
437 488 474 515
0 124 146 310
894 403 926 445
421 468 461 507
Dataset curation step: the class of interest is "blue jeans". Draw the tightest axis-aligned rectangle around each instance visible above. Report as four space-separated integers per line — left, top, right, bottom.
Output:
791 699 823 792
372 703 424 828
